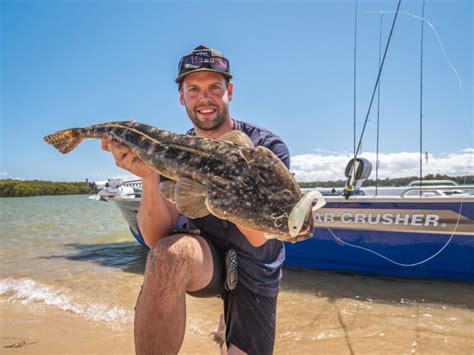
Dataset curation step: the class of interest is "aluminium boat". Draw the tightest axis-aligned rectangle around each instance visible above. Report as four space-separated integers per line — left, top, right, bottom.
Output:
93 168 474 282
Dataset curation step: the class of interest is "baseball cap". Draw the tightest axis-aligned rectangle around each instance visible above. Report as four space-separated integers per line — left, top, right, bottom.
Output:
175 45 233 83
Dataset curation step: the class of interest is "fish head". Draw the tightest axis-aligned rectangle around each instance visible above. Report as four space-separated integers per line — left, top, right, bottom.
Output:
264 209 314 242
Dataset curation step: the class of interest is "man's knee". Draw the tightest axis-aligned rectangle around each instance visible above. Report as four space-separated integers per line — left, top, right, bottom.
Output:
147 234 194 268
145 234 213 292
146 235 204 281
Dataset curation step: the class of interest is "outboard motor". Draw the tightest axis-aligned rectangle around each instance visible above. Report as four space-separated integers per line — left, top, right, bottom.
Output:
88 180 108 190
343 157 372 198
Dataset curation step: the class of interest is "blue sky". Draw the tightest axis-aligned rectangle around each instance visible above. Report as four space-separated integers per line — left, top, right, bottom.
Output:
1 0 472 182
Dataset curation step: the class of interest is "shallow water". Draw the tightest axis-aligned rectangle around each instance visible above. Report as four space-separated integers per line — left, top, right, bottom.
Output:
1 195 473 354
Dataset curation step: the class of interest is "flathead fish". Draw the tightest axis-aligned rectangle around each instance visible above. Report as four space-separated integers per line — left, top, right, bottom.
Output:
44 121 325 242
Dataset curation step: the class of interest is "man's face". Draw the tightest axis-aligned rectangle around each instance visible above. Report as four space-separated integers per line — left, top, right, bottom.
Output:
179 71 233 131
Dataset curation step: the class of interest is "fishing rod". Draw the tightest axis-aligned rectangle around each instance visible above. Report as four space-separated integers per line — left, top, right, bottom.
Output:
353 0 359 157
375 13 383 196
344 0 402 199
418 0 426 196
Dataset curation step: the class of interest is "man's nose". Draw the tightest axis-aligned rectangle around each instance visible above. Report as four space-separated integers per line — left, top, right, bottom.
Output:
197 90 213 105
199 89 211 99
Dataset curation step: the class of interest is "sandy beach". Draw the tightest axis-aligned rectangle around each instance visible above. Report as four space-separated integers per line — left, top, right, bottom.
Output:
1 296 222 355
2 269 473 355
1 196 473 354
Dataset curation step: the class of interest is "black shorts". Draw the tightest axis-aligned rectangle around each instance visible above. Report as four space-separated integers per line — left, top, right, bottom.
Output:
187 238 277 355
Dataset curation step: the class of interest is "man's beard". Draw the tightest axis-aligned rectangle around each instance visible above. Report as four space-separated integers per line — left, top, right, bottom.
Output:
186 105 228 131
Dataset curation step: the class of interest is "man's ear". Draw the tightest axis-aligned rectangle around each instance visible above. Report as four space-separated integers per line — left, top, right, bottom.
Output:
179 88 185 106
227 82 234 102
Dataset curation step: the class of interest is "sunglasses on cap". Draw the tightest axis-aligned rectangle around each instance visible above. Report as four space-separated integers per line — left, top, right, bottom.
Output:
178 52 230 76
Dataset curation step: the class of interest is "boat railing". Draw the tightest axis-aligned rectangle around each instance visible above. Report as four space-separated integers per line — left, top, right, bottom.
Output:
121 179 143 189
401 185 474 197
407 179 458 187
115 179 473 199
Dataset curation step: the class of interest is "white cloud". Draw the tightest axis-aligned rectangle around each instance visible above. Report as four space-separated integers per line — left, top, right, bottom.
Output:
292 149 473 182
0 172 8 177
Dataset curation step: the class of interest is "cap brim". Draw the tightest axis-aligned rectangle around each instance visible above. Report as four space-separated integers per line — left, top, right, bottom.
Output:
175 68 233 83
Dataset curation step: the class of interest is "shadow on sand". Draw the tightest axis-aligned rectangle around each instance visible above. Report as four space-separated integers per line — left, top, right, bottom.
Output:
282 267 474 309
49 241 148 274
50 241 473 309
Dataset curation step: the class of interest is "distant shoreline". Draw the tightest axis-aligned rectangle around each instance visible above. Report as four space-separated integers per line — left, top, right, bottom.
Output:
0 179 94 198
2 174 472 198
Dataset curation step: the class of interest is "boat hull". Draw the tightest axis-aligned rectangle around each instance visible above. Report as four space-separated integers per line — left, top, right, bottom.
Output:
110 195 474 281
285 197 474 281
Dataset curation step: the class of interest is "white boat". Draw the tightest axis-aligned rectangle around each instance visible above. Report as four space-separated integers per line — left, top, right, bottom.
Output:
88 176 141 202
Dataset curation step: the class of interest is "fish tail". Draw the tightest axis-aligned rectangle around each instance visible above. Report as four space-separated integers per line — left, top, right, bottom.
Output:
43 128 87 154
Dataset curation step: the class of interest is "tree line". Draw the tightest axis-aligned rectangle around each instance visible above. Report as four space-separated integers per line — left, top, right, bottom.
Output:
1 174 472 197
299 174 474 188
0 179 94 197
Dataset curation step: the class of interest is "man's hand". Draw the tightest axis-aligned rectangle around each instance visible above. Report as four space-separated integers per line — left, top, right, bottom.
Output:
101 135 155 178
236 224 268 247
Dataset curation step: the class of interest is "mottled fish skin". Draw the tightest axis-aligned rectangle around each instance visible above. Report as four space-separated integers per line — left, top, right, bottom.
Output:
44 121 313 241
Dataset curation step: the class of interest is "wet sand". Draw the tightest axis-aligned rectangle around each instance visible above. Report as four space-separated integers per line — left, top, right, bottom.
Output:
1 196 472 354
0 297 222 355
276 269 474 354
2 268 473 355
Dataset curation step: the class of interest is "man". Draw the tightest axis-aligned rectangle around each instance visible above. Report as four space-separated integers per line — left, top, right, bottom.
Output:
102 45 290 354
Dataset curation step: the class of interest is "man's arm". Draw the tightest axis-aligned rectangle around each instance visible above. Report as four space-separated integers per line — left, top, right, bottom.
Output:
137 174 180 247
102 136 179 248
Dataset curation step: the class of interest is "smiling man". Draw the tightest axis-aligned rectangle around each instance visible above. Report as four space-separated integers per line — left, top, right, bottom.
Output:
103 45 290 354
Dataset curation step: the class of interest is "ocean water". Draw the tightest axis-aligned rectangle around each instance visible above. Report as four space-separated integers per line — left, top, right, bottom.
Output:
0 196 144 324
1 195 473 354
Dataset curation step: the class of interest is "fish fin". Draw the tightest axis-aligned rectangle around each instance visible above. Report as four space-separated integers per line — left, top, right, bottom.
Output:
43 129 85 154
218 130 254 147
160 180 177 203
175 178 210 218
203 182 244 220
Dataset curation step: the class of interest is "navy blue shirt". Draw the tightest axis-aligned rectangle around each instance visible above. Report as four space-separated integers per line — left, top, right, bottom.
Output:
185 119 288 297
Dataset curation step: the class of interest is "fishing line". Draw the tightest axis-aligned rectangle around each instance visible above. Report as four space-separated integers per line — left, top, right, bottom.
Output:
323 199 463 267
377 10 463 91
376 10 472 154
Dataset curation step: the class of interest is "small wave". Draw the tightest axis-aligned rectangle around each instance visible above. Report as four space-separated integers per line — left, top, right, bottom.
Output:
0 278 133 324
